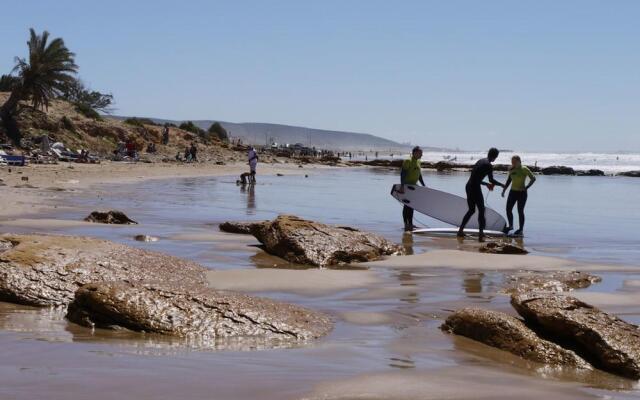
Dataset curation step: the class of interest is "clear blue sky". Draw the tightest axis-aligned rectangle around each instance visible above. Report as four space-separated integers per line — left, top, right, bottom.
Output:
2 0 639 152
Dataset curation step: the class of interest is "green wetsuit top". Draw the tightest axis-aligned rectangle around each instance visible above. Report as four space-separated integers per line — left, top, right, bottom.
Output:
509 165 535 191
401 158 421 185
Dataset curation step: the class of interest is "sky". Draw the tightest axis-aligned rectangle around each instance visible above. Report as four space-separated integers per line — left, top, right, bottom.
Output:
1 0 639 152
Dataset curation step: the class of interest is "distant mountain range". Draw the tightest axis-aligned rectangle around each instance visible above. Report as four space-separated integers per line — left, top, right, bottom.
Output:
112 116 411 151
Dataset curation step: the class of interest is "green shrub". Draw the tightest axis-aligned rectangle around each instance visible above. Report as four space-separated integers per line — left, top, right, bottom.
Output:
124 117 156 127
179 121 205 136
208 122 228 142
75 103 102 120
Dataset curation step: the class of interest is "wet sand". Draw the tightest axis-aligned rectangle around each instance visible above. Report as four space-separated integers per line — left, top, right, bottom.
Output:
1 164 640 399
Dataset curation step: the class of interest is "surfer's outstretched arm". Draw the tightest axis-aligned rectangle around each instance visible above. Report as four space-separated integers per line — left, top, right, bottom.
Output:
502 176 512 197
419 174 425 186
487 169 505 188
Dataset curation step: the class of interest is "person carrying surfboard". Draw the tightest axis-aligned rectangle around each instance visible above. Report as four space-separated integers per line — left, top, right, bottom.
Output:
457 147 505 241
501 155 536 236
400 146 425 231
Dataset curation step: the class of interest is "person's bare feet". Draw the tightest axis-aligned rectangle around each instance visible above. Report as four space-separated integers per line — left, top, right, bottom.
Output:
478 234 486 243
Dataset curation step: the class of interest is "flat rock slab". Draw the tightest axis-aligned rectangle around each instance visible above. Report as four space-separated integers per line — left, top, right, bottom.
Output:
251 215 403 267
219 221 266 235
502 271 601 294
0 234 206 307
441 308 590 368
512 293 640 379
67 280 332 341
84 210 137 224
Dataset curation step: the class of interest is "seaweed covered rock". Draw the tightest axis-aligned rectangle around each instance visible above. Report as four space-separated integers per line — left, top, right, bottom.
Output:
541 166 576 176
67 280 332 341
84 210 137 224
511 293 640 379
251 215 402 267
0 234 206 306
441 308 591 368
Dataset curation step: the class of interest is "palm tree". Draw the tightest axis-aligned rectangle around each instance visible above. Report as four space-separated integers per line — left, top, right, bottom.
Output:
0 28 78 145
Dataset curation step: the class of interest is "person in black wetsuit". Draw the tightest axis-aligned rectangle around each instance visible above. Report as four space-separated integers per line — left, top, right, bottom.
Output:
457 148 505 241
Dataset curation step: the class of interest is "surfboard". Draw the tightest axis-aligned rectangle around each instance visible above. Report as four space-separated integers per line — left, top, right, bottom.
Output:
390 184 507 232
412 228 505 237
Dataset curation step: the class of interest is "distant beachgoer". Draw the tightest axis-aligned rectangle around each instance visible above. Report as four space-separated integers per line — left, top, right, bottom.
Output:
162 125 170 145
184 146 191 162
125 139 136 158
190 142 198 162
457 148 505 242
502 155 536 236
248 146 258 183
399 146 425 231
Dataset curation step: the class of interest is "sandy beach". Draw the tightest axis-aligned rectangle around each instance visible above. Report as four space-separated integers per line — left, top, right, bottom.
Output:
1 160 639 399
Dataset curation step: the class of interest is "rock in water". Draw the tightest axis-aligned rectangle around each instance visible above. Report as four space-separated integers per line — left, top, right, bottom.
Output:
251 215 402 267
67 280 332 341
441 308 591 368
502 271 601 294
219 221 265 235
541 166 576 175
511 293 640 379
84 210 137 224
0 234 206 307
617 171 640 178
133 234 159 242
479 242 528 255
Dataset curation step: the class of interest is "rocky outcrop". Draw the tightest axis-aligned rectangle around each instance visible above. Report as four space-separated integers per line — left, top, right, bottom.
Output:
84 210 137 224
541 166 576 175
0 234 206 307
219 221 265 235
434 161 454 172
618 171 640 178
250 215 402 267
441 308 591 368
511 293 640 379
479 242 528 255
502 271 601 294
67 280 332 341
576 169 605 176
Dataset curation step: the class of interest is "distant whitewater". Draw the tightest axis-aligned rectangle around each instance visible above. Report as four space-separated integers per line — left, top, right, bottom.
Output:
357 151 640 174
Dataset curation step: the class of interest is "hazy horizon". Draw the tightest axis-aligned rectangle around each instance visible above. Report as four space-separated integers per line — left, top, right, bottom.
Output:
2 1 639 153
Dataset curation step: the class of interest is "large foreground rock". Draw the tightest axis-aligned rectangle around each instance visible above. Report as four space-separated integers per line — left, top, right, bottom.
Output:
67 281 332 341
479 242 528 255
502 271 601 294
512 293 640 379
0 234 206 307
251 215 402 267
441 308 591 368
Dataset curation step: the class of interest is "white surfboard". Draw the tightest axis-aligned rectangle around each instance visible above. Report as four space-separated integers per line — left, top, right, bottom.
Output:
412 228 504 237
390 184 507 232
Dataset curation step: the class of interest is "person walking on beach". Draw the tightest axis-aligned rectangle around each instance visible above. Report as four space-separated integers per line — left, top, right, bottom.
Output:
162 125 170 145
502 155 536 236
248 146 258 183
400 146 425 231
457 147 505 241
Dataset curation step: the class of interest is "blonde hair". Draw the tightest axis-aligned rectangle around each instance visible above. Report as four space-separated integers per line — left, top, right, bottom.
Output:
510 155 522 171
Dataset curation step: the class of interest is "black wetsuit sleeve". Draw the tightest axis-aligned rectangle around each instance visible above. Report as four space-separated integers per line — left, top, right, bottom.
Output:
419 174 425 186
487 167 505 188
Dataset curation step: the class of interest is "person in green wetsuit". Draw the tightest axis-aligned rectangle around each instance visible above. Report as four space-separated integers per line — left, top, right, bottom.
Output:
502 155 536 236
399 146 425 231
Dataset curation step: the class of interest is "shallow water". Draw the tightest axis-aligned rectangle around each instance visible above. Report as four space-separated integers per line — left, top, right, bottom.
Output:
1 166 640 399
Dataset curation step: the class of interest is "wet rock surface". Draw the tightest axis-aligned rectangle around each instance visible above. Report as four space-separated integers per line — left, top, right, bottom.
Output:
441 308 591 368
502 271 601 294
219 221 266 235
67 280 332 341
250 215 402 267
511 293 640 379
0 234 206 307
479 242 528 255
84 210 137 224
